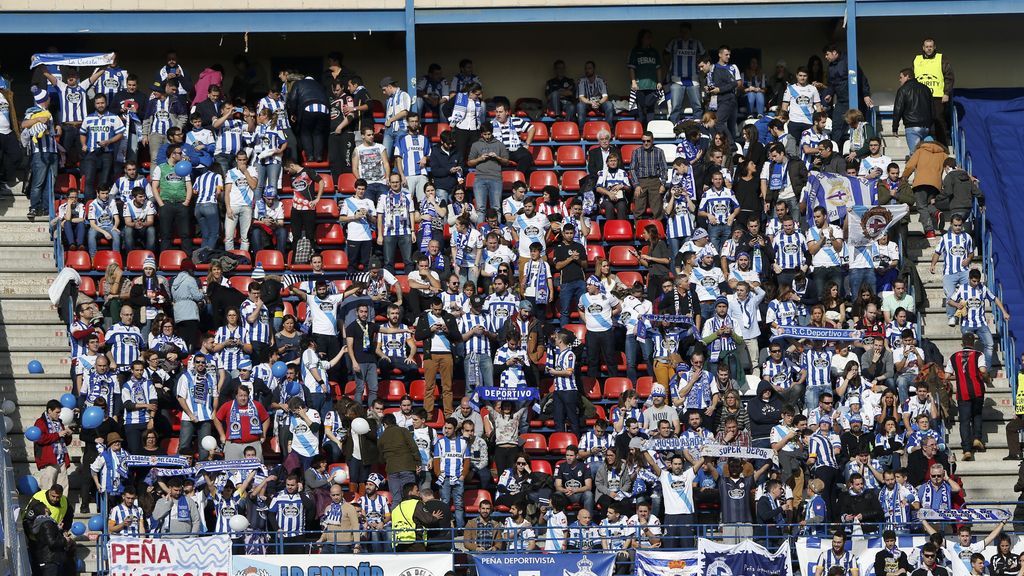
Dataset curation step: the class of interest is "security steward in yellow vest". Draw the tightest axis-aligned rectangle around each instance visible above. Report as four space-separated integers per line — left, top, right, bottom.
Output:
390 482 443 552
912 38 955 145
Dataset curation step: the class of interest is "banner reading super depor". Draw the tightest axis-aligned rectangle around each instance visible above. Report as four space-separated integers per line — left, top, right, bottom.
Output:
108 535 231 576
232 553 453 576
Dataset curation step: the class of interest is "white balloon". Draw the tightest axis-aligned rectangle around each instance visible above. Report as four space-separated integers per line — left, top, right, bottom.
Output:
228 514 249 532
0 400 15 416
350 417 370 436
2 416 12 432
332 469 349 485
201 436 218 452
59 408 75 425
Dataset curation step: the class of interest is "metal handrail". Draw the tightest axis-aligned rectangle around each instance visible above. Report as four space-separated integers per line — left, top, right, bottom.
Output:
0 416 31 576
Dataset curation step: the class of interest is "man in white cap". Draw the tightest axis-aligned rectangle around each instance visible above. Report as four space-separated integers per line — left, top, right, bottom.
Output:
642 384 680 435
23 86 59 220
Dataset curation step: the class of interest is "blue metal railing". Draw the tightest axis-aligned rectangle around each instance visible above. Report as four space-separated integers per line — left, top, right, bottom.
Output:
0 416 31 576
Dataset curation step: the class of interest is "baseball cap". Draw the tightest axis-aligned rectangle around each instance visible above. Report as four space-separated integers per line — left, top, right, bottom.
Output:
692 228 709 241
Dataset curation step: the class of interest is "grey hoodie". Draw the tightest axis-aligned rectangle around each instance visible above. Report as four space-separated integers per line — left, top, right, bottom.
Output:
152 494 202 536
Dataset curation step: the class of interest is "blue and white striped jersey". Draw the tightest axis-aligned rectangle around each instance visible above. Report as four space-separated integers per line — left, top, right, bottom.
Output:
815 548 856 573
121 376 156 425
552 348 577 391
23 108 58 155
213 118 250 156
176 370 215 422
212 493 244 536
88 197 118 229
799 128 829 168
952 283 995 328
484 292 519 330
257 96 290 130
146 97 172 136
458 312 493 355
192 171 223 205
81 111 125 153
252 123 286 165
698 188 738 225
808 431 840 469
801 348 834 388
766 299 800 327
579 430 613 464
82 370 117 409
375 189 415 237
95 68 127 100
268 491 305 536
772 231 807 269
105 322 144 372
934 231 973 275
109 502 144 536
494 344 529 388
114 175 149 204
433 435 470 479
493 116 531 152
377 324 410 358
215 325 248 371
385 88 411 131
664 38 705 84
240 299 270 344
394 133 430 177
358 493 390 525
762 358 798 389
55 79 91 123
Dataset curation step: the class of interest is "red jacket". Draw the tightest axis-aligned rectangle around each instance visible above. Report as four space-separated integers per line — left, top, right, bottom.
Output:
33 415 69 469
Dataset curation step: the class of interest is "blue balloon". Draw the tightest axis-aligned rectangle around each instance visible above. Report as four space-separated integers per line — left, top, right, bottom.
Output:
271 361 288 379
81 406 104 429
70 521 86 536
286 381 301 397
60 393 77 409
27 360 43 374
24 426 42 442
174 160 193 177
87 515 104 532
16 475 38 496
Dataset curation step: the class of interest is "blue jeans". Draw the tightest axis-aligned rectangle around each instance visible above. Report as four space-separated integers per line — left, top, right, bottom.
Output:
195 203 221 251
80 150 114 200
709 223 731 252
558 279 586 326
745 92 765 117
382 127 406 162
256 162 282 195
178 419 213 461
575 101 615 130
354 361 379 405
123 225 156 252
669 83 702 124
29 152 58 214
896 373 917 404
366 183 387 204
548 92 575 121
804 384 831 410
87 227 121 258
962 324 995 368
625 334 650 383
944 270 968 319
382 234 413 272
464 352 493 396
847 267 876 298
307 392 330 421
62 221 86 247
473 178 502 218
439 477 466 529
667 236 688 259
905 126 930 156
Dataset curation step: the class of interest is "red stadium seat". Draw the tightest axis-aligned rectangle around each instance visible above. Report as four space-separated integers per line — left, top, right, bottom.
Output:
620 144 640 166
156 251 185 274
316 223 346 246
581 377 602 401
603 377 633 400
531 146 554 168
337 173 357 194
343 380 367 403
385 380 407 401
502 171 526 191
561 170 586 192
321 250 348 271
564 323 587 342
528 170 558 192
369 99 385 119
548 432 578 455
280 199 293 222
162 438 179 455
125 250 155 272
585 245 605 265
608 245 639 267
56 174 78 195
464 489 492 514
425 122 450 143
301 152 328 170
635 219 665 240
521 433 548 454
254 250 285 271
617 271 644 288
78 276 96 297
92 250 122 272
556 145 586 167
228 276 252 293
551 121 580 142
585 221 602 242
333 279 352 293
531 460 552 475
614 120 644 141
636 376 654 399
316 200 340 219
409 379 426 401
531 122 549 143
464 172 475 189
582 121 611 141
287 251 311 272
586 405 607 427
603 220 634 242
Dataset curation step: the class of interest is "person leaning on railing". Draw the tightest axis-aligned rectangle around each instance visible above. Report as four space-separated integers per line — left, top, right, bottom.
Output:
317 483 360 554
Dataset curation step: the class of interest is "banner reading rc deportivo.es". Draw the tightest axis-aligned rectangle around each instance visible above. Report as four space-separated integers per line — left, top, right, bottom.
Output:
231 554 453 576
472 553 616 576
108 535 232 576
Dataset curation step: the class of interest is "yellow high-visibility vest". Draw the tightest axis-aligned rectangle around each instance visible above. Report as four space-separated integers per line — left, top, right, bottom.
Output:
390 498 421 545
914 53 945 98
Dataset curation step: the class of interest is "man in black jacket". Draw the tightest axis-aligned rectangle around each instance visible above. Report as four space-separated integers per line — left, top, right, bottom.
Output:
755 479 789 548
823 44 874 141
286 75 330 163
698 53 738 140
838 473 883 533
414 297 461 417
27 503 71 576
892 69 934 156
874 530 912 576
191 83 224 130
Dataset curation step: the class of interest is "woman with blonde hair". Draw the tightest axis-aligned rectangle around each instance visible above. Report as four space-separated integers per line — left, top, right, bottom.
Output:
103 262 127 324
841 108 878 162
594 257 627 297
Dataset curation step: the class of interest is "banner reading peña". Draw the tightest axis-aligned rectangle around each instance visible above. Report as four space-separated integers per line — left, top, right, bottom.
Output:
108 535 232 576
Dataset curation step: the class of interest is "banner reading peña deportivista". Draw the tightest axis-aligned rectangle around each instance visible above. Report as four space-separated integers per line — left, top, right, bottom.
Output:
231 553 453 576
472 552 616 576
108 535 232 576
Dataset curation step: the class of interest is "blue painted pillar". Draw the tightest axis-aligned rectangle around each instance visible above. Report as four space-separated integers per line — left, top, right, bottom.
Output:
846 0 859 108
405 0 417 99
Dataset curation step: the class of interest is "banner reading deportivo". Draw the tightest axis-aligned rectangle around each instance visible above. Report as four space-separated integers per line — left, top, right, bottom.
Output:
108 535 231 576
699 537 792 576
770 325 863 342
636 550 701 576
478 387 539 402
232 554 453 576
473 553 615 576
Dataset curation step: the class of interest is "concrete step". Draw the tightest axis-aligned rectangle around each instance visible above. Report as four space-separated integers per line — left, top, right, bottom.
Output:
0 221 55 241
0 248 57 272
0 273 58 296
0 352 71 374
0 297 64 323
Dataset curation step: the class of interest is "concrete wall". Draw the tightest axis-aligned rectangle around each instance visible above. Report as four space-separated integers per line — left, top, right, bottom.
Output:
1 15 1020 108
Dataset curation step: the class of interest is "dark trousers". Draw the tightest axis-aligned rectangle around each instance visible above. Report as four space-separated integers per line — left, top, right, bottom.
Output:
61 123 82 166
175 319 200 352
813 465 839 522
314 332 344 384
553 389 581 436
931 98 950 146
715 97 738 142
587 329 619 379
1007 417 1023 456
0 131 24 186
663 513 695 549
635 90 658 128
291 209 316 243
158 202 192 256
297 111 328 163
453 128 480 164
329 131 355 178
958 396 984 452
347 240 372 272
251 225 288 255
813 266 844 300
508 147 534 176
80 149 114 199
829 103 849 142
